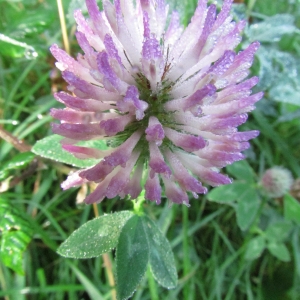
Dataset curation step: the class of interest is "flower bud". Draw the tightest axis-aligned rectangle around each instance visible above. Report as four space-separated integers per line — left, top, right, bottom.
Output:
261 167 293 198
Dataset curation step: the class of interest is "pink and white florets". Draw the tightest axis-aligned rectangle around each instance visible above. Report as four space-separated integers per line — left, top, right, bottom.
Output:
50 0 263 206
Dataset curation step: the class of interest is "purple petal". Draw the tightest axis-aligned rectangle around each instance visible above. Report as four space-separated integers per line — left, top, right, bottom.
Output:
117 86 148 120
213 0 233 30
50 108 98 123
194 4 217 56
164 127 206 152
80 160 114 182
104 130 142 166
74 9 104 52
209 50 235 76
51 123 104 140
145 173 162 204
106 150 140 198
165 150 207 194
75 32 97 67
149 142 172 178
85 178 111 204
124 162 144 199
62 71 119 100
165 11 183 47
229 42 260 71
85 0 108 39
162 176 189 205
239 92 264 110
142 35 162 61
50 44 78 74
184 84 216 111
104 34 122 66
195 149 245 167
145 116 165 145
231 130 260 142
61 171 87 190
106 170 129 199
209 141 250 153
143 11 151 39
54 92 115 112
62 144 104 159
97 51 127 93
100 115 133 136
199 169 232 186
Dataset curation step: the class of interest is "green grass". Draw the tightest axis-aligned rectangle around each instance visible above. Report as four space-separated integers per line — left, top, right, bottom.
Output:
1 0 300 299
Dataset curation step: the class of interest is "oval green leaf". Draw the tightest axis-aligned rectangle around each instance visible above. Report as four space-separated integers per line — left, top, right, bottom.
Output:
116 215 149 300
142 216 177 289
208 182 250 203
245 236 266 260
236 188 260 231
265 221 292 243
284 194 300 225
267 242 291 262
57 211 134 258
226 160 256 183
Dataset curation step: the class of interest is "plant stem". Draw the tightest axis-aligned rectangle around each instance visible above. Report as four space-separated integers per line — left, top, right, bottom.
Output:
147 265 159 300
56 0 70 54
0 126 31 152
102 254 117 300
182 205 193 300
133 192 145 215
92 203 99 217
92 204 116 300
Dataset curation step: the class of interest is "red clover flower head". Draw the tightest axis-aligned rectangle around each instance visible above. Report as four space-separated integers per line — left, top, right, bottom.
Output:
50 0 263 206
261 167 293 198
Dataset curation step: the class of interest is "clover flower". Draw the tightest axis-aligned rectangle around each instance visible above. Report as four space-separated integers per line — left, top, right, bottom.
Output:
261 167 293 198
50 0 263 205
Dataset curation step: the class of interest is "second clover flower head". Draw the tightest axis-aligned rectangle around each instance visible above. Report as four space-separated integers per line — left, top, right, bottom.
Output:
50 0 263 206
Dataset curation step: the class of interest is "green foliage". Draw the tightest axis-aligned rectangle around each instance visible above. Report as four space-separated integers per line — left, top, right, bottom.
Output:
236 188 260 231
208 161 261 231
245 236 266 260
116 215 149 300
267 242 291 262
0 197 33 275
255 47 300 106
245 14 297 43
0 151 35 180
207 182 250 203
265 221 292 243
226 160 256 183
284 194 300 224
57 212 177 300
143 216 177 289
57 211 134 258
